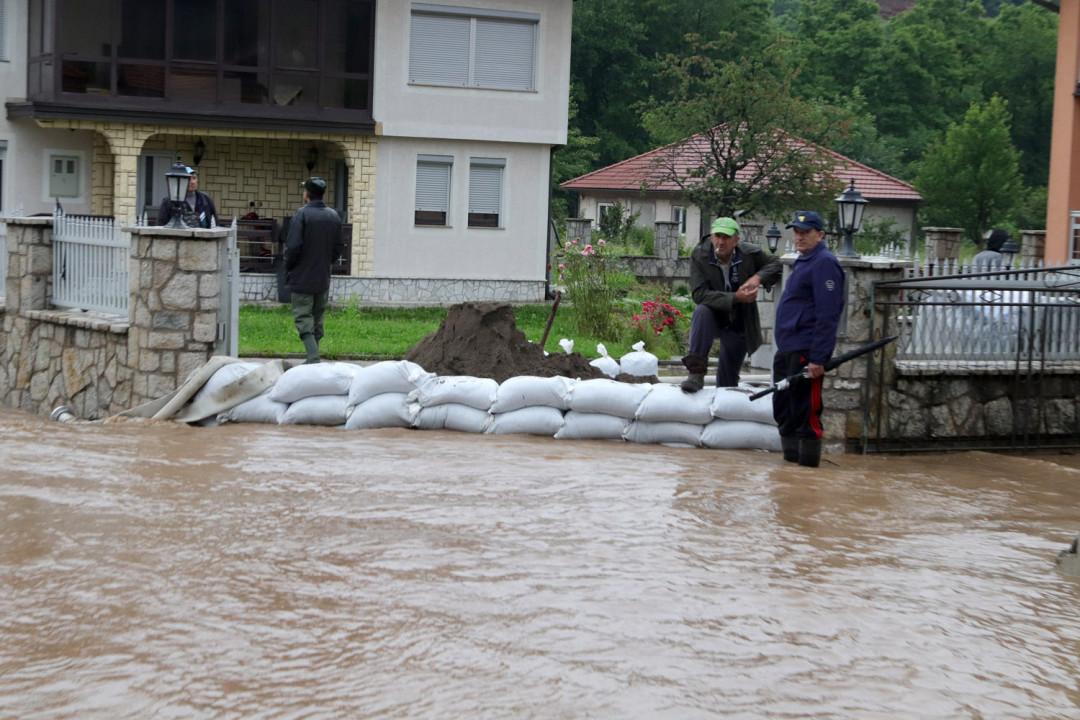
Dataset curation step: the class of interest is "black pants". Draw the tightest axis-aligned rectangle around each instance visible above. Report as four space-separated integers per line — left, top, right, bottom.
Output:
688 305 747 388
772 349 824 440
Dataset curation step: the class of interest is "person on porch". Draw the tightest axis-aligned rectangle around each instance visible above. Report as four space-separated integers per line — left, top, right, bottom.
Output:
156 167 218 229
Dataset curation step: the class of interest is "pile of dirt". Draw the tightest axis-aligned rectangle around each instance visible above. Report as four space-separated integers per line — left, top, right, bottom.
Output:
406 302 604 383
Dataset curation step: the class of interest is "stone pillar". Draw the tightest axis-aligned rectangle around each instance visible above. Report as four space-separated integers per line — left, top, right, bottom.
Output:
342 136 376 277
125 225 230 405
1020 230 1046 263
654 220 679 260
2 217 53 315
101 127 154 222
922 227 964 263
822 256 911 453
565 218 593 247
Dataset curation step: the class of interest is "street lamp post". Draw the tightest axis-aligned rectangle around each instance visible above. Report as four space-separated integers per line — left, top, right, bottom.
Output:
164 161 193 229
1000 237 1021 268
834 179 868 258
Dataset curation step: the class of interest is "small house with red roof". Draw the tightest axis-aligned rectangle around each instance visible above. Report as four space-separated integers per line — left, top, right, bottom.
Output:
561 131 922 250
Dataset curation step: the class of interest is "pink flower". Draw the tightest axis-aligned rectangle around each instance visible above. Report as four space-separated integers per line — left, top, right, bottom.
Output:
558 263 566 271
581 244 596 256
569 237 579 246
597 238 607 247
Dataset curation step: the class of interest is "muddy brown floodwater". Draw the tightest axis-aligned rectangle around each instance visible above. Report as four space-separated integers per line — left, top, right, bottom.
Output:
1 409 1078 719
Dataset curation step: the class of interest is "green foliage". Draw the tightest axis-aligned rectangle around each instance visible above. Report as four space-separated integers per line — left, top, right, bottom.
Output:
551 91 600 222
915 96 1024 243
596 201 640 244
853 217 907 256
554 237 626 338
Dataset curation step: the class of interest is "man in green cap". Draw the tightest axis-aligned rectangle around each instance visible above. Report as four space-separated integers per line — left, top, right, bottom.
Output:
681 216 782 392
285 177 344 363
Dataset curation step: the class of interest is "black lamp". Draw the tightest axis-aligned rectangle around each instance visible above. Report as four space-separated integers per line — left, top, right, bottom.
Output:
1000 237 1021 267
306 145 319 172
765 223 782 254
164 161 193 229
834 179 868 258
193 138 206 167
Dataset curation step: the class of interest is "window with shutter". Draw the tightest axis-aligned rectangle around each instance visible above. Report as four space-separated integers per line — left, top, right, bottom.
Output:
468 158 504 228
415 155 453 226
409 5 538 91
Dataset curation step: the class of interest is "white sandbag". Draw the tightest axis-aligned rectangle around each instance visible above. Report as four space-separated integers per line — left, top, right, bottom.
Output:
567 378 652 419
486 406 565 436
623 421 703 447
558 338 575 354
554 412 628 441
491 376 574 413
588 343 621 379
345 392 413 430
701 420 782 451
412 403 491 434
711 387 777 425
635 383 715 425
408 375 497 411
218 390 287 425
281 394 351 426
619 341 659 377
191 361 261 407
270 362 359 404
347 360 432 407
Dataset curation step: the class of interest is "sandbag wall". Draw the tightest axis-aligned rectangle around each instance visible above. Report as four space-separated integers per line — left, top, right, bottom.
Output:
196 361 781 451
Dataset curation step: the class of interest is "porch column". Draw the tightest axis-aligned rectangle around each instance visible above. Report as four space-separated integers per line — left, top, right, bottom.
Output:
100 127 154 223
341 136 377 276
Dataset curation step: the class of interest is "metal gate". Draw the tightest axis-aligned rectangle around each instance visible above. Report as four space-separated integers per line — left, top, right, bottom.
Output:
861 264 1080 453
215 220 240 357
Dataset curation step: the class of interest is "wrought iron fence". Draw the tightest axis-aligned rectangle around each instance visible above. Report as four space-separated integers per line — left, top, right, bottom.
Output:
52 211 130 316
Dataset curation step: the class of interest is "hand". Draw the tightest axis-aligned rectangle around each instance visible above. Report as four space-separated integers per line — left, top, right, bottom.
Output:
735 284 758 303
741 274 762 293
806 362 825 379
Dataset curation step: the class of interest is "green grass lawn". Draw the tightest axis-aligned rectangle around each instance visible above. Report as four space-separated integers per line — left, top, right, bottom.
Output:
239 299 691 361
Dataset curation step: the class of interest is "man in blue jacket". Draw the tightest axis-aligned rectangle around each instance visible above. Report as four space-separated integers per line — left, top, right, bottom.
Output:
773 210 845 467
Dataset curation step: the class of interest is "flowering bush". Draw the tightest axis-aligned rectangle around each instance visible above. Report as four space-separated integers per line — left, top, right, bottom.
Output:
556 236 624 338
632 298 684 336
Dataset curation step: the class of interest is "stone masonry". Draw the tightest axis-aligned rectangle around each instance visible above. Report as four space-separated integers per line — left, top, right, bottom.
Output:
0 217 230 418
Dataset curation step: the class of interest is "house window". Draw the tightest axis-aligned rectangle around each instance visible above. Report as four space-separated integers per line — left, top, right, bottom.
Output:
415 154 452 226
672 206 687 234
49 154 80 198
468 158 504 228
409 4 538 91
597 202 616 225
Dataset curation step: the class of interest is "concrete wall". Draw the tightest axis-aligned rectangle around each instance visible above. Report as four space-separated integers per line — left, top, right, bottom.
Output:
374 0 572 145
374 136 550 281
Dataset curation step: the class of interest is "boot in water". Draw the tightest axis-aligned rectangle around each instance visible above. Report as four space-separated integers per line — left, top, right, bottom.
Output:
798 438 822 468
781 436 799 463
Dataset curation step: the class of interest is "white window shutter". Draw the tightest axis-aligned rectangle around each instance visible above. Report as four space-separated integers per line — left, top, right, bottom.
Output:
416 161 451 213
409 14 470 86
469 164 502 215
473 18 535 90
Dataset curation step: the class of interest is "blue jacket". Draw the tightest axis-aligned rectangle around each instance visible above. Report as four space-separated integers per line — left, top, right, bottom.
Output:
774 243 845 364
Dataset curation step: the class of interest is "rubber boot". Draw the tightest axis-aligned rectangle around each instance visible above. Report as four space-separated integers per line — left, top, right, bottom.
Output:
680 354 707 393
798 438 822 468
301 333 321 364
781 436 799 463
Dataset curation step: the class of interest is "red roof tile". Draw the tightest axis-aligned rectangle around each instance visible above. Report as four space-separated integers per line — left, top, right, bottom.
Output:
561 129 922 203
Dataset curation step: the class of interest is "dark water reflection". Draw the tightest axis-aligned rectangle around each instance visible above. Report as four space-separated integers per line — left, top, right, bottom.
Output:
1 410 1078 718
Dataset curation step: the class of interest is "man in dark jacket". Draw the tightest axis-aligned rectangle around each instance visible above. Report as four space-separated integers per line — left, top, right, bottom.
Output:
773 210 846 468
157 167 217 228
681 217 782 392
285 177 344 364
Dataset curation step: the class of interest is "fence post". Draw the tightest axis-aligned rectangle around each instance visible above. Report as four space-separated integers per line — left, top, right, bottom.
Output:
654 220 680 260
564 218 593 248
124 224 232 406
1020 230 1046 264
922 227 964 264
1 216 54 314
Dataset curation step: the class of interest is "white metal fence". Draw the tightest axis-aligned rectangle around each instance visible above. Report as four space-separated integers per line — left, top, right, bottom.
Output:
52 211 129 316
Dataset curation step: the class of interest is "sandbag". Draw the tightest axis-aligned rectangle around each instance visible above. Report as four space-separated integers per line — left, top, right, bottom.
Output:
700 420 782 451
635 384 715 425
408 375 497 411
491 376 574 413
270 362 358 404
190 361 262 408
711 388 777 425
554 411 628 441
281 394 350 426
486 406 565 436
567 379 651 419
588 343 620 379
623 420 703 446
344 392 413 430
218 390 288 425
412 403 491 434
619 341 659 377
347 360 432 407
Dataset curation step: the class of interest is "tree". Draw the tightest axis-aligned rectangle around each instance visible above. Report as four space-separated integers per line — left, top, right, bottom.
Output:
640 36 844 220
552 91 600 222
785 0 885 103
915 96 1024 243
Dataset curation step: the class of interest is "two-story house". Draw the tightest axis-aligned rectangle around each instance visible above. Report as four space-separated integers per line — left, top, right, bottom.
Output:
0 0 572 304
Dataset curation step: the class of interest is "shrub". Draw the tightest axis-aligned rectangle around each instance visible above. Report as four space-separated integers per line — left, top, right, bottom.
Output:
555 237 625 338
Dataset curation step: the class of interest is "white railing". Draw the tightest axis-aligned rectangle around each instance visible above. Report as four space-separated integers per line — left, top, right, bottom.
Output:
52 211 129 316
0 223 7 302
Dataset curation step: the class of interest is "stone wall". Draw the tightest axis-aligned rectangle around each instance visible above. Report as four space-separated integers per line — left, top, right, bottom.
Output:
239 274 546 306
0 217 230 418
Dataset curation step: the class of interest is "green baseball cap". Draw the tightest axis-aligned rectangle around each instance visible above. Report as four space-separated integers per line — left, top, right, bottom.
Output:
710 217 740 237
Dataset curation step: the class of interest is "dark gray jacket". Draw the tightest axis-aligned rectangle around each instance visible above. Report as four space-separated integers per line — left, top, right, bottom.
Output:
285 201 344 295
689 240 783 354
